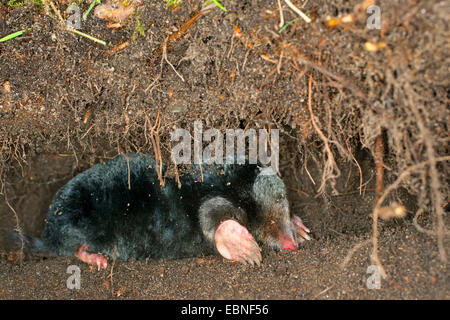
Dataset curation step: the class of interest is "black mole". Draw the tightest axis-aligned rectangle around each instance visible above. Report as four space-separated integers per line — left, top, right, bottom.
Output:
17 153 310 269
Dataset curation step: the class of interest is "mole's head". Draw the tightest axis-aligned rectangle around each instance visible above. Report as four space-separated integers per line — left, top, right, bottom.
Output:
251 167 298 251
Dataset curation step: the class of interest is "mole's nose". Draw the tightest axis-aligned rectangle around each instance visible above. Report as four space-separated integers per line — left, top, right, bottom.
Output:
280 234 298 251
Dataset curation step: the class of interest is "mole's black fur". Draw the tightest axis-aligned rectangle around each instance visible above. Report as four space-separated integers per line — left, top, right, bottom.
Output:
18 153 303 263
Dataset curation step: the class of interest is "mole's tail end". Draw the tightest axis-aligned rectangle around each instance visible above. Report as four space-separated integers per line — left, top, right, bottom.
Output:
10 231 48 254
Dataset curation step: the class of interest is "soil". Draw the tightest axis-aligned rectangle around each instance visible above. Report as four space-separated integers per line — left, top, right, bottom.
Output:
0 0 448 300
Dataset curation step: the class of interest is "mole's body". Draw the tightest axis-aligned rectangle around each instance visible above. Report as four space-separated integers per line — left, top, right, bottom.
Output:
21 153 310 269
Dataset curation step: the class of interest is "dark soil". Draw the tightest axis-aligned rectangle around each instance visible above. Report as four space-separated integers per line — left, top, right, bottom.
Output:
0 0 448 299
0 223 448 299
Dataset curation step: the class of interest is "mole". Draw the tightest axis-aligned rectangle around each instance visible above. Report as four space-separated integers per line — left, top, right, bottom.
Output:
15 153 311 270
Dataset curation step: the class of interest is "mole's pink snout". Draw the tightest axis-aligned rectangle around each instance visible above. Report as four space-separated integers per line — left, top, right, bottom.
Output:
280 234 298 251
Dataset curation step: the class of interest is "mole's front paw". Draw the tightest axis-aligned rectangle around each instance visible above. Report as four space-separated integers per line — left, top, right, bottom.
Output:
214 220 262 266
292 215 311 242
75 244 108 271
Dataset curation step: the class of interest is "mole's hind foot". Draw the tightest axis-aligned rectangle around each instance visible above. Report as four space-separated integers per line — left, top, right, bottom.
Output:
75 244 108 271
292 215 311 242
214 220 262 266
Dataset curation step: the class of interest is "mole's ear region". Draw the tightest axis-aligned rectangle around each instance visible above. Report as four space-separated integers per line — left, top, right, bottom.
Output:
258 166 278 176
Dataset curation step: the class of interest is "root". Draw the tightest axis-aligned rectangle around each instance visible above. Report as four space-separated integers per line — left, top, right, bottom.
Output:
371 155 450 277
413 208 450 237
109 246 117 297
370 133 386 277
4 190 23 265
399 82 448 263
297 56 368 103
147 110 164 186
346 140 363 195
124 154 131 190
341 156 450 276
340 238 371 270
307 74 340 195
374 134 385 200
170 141 182 189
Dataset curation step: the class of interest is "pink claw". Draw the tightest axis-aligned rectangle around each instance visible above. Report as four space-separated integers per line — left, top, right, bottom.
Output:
214 219 262 266
75 244 108 270
292 215 311 241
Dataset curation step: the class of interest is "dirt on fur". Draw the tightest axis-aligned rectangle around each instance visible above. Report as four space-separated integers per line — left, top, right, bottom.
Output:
0 0 448 299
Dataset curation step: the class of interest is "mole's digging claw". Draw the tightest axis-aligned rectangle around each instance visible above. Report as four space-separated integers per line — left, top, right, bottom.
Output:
238 257 247 265
214 219 262 266
75 244 108 271
293 215 311 241
249 246 262 266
